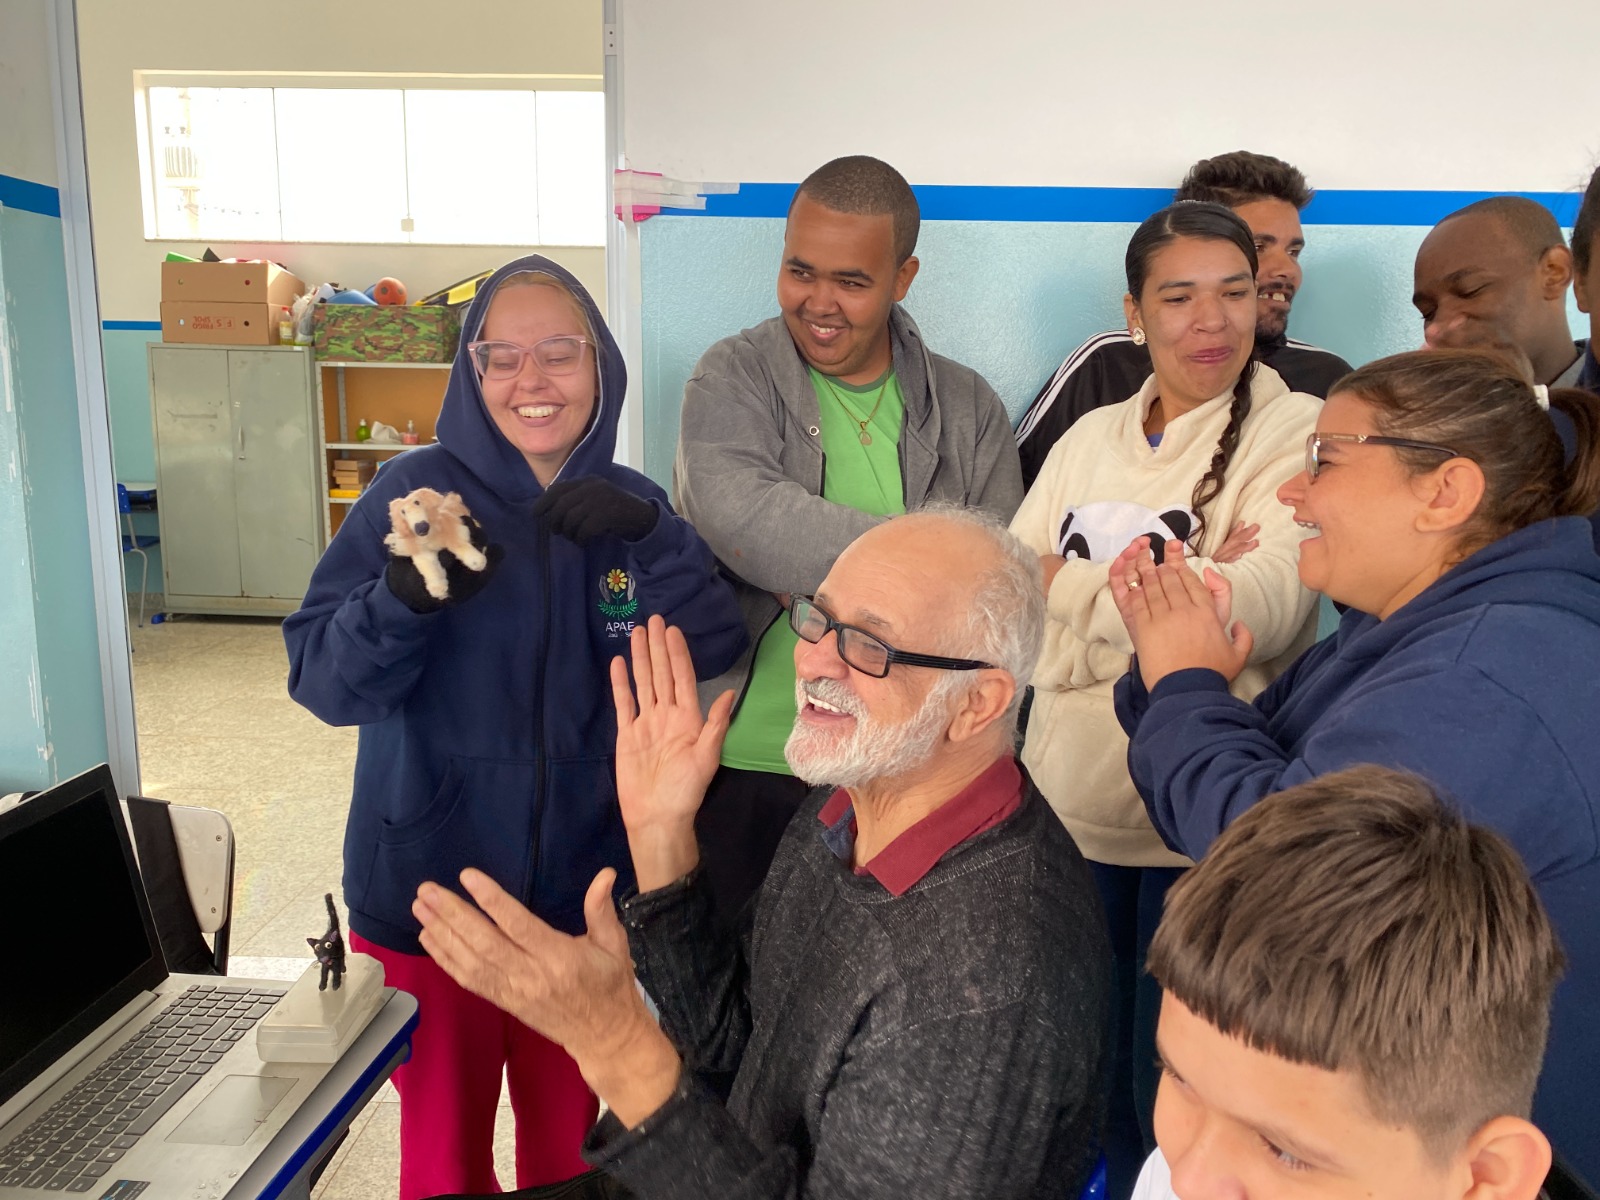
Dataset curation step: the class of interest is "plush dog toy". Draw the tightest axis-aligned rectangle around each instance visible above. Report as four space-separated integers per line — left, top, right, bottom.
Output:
385 488 488 600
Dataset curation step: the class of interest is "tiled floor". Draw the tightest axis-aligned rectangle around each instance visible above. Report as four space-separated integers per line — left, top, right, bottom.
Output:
129 609 520 1198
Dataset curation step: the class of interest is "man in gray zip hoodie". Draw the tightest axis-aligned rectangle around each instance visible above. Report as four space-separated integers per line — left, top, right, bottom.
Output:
673 155 1024 927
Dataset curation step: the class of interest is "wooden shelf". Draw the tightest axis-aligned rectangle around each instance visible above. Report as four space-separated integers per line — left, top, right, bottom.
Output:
317 359 450 546
317 359 452 370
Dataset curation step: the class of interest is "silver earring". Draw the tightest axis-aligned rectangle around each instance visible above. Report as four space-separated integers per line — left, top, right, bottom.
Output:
1131 327 1146 346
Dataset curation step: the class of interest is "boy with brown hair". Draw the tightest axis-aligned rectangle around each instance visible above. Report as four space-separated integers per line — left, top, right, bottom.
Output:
1135 764 1571 1200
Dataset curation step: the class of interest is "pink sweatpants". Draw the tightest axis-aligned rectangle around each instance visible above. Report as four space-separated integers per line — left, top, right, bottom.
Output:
351 932 600 1200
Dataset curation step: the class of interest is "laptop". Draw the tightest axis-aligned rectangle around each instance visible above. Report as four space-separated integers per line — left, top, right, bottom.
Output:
0 767 345 1198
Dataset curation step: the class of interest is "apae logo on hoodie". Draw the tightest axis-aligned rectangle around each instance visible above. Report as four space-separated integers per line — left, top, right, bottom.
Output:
599 567 639 636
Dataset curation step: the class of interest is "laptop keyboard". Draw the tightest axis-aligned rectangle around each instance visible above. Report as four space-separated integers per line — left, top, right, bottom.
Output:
0 984 281 1192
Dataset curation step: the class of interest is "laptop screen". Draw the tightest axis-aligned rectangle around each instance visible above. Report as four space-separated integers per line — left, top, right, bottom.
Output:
0 766 166 1109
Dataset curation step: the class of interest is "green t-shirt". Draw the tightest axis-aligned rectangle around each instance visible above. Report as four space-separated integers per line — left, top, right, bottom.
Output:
718 366 908 772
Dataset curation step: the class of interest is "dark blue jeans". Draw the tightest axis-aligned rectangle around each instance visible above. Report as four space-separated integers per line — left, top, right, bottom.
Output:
1089 861 1187 1200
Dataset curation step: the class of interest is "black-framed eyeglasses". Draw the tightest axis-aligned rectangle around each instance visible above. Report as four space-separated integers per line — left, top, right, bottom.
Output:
1305 432 1461 480
788 596 996 679
468 337 592 380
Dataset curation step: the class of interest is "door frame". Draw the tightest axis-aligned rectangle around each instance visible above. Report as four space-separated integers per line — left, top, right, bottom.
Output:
52 0 141 794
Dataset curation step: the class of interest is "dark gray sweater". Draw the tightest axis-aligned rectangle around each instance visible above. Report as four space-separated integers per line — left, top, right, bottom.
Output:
584 775 1112 1199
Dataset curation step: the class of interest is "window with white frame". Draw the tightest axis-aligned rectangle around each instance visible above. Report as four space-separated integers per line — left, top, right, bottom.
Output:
141 85 606 246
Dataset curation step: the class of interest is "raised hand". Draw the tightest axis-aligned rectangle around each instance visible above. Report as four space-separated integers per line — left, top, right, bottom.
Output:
533 477 658 546
1110 538 1254 689
414 866 682 1126
609 614 735 891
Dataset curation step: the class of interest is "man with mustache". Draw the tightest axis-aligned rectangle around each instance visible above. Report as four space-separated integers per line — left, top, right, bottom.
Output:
1016 151 1352 487
414 508 1111 1200
674 155 1024 930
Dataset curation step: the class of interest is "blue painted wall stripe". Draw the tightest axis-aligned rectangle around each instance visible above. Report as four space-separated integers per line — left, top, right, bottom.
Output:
102 320 162 331
0 173 62 220
673 183 1582 227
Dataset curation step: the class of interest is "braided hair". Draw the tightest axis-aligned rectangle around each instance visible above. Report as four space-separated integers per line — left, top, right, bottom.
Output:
1125 202 1261 550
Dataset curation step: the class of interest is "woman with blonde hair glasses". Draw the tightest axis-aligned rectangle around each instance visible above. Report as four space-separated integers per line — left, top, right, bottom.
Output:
1110 347 1600 1182
286 256 744 1199
1011 201 1321 1197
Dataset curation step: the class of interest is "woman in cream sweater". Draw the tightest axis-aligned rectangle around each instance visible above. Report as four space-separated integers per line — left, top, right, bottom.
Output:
1011 201 1321 1198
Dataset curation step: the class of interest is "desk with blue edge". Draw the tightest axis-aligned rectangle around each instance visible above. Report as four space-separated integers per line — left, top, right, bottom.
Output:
224 989 418 1200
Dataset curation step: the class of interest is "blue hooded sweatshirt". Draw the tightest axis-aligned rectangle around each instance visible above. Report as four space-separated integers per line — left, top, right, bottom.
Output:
284 255 746 952
1114 516 1600 1180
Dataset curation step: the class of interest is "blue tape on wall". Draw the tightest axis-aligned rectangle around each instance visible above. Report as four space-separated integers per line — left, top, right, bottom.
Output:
102 320 162 331
0 173 62 220
678 183 1583 227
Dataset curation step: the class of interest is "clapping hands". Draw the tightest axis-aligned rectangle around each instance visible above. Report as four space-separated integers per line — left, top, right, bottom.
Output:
1109 537 1254 689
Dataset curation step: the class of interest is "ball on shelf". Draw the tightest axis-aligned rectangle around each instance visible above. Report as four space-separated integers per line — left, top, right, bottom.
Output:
370 277 408 306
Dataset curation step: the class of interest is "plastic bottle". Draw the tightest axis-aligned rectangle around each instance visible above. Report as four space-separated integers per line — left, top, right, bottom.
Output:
355 419 371 443
401 420 419 446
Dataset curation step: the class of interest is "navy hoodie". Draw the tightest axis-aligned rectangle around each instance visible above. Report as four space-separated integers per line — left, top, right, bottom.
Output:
284 256 746 952
1114 517 1600 1181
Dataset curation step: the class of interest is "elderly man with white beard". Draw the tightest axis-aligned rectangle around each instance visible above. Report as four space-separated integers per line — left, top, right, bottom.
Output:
412 507 1112 1200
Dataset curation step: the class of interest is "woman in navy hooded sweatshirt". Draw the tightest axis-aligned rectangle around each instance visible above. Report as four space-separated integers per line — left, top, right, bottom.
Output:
284 257 745 1199
1107 348 1600 1184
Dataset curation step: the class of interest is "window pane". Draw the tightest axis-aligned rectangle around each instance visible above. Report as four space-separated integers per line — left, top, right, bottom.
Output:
404 91 540 245
140 84 605 247
273 89 408 243
534 91 606 246
148 87 280 240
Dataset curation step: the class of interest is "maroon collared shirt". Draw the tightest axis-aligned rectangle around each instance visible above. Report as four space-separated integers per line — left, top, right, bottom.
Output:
816 755 1024 897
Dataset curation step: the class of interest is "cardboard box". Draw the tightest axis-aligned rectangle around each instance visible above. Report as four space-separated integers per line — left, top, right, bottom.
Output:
161 261 306 306
161 301 289 345
313 305 460 363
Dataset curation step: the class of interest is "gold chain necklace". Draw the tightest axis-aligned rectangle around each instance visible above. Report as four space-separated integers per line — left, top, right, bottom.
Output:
819 372 891 446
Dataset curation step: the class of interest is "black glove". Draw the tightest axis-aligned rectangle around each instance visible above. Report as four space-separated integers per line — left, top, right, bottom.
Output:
385 514 504 614
532 477 659 546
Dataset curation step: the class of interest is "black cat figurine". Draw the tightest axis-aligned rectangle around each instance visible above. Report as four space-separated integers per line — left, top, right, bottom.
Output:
306 892 346 991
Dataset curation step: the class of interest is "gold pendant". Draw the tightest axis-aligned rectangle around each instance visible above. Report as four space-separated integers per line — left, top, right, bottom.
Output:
859 429 872 446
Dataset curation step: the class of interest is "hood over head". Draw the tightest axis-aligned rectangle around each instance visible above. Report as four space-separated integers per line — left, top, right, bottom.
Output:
434 254 623 502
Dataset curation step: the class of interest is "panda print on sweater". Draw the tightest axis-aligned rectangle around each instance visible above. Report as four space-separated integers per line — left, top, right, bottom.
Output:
1056 500 1196 566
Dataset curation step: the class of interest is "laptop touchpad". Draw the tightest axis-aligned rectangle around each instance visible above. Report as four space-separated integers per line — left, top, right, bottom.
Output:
166 1075 297 1146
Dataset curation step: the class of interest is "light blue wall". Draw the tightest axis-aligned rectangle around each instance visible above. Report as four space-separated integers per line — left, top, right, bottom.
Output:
0 219 50 788
104 327 159 481
0 201 108 789
103 326 164 588
637 213 1588 487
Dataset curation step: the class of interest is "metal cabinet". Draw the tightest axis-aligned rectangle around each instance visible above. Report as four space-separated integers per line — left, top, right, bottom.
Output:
148 344 324 615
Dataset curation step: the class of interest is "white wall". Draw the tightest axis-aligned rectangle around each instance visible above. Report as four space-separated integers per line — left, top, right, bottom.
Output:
0 0 62 184
621 0 1600 191
78 0 606 318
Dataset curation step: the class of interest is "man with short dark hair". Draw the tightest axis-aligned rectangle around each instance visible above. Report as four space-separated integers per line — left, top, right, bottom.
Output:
1415 195 1600 550
414 510 1112 1200
1015 150 1352 487
1413 195 1590 388
1133 764 1568 1200
674 155 1024 927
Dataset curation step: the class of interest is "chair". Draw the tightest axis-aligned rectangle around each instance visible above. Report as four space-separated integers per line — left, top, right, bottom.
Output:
126 796 234 975
1546 1153 1600 1200
117 483 160 627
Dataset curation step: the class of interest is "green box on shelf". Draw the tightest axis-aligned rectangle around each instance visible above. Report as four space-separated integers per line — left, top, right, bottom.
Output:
313 305 461 363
